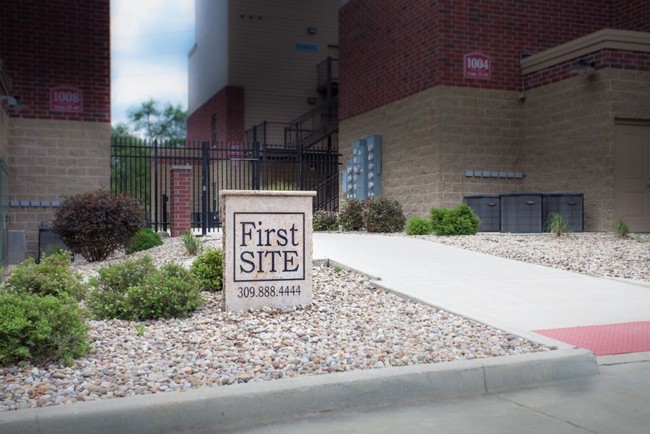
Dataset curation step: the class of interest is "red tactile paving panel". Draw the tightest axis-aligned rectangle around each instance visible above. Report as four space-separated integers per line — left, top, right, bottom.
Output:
534 322 650 356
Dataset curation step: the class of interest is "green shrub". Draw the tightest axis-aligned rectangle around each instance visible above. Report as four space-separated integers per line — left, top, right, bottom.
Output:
89 255 156 293
313 210 338 231
126 263 203 320
406 216 433 235
87 256 203 321
363 197 406 233
616 218 630 238
181 231 203 255
0 292 89 366
265 180 296 191
430 208 451 233
191 249 224 292
3 251 86 301
52 190 145 262
338 199 366 231
430 204 481 236
545 212 571 236
126 227 163 254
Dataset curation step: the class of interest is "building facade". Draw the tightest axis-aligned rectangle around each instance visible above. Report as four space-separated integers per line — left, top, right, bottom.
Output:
0 0 111 260
187 0 339 143
183 0 341 216
339 0 650 232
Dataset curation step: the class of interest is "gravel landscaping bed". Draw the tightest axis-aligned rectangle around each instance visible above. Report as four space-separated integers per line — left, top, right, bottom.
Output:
417 232 650 282
2 231 646 411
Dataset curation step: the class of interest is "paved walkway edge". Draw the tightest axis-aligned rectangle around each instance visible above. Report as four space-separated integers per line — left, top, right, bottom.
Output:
0 348 598 434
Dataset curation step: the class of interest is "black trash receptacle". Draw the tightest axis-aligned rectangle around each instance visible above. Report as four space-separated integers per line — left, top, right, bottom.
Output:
500 194 543 233
38 221 68 262
543 194 584 232
463 195 500 232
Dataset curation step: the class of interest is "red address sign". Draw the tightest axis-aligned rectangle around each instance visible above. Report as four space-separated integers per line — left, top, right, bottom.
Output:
464 52 491 80
50 86 83 112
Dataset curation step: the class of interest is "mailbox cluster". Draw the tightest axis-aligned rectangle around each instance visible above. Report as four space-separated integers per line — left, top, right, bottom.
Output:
342 135 382 200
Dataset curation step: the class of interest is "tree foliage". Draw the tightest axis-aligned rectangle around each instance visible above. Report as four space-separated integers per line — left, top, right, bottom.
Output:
126 99 187 142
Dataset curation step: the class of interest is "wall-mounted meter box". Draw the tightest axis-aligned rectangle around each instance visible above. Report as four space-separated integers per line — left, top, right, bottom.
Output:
366 135 382 198
343 136 383 200
351 138 368 199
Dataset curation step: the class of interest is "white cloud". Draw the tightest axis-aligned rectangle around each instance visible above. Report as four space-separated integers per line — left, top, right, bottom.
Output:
111 0 194 125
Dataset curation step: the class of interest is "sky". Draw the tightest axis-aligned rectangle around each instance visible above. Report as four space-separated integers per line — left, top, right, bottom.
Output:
111 0 195 126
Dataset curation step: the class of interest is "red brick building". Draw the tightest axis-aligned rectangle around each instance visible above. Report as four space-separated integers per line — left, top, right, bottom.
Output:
0 0 111 260
339 0 650 231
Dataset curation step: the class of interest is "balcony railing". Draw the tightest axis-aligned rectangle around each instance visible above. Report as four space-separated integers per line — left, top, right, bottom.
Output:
317 57 338 97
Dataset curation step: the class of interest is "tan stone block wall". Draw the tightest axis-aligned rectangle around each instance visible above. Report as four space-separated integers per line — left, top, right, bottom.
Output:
339 86 525 219
340 69 650 231
520 69 650 231
7 119 111 257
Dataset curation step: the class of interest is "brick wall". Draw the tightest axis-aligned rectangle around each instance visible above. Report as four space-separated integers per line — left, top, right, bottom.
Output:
0 109 8 159
616 0 650 32
524 49 650 90
170 166 192 237
187 86 245 143
0 0 110 123
340 0 619 120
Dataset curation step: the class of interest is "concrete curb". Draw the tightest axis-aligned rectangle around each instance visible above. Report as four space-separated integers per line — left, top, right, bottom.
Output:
0 348 598 434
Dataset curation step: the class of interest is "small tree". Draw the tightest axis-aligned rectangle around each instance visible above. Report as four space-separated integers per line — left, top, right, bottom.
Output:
52 190 145 262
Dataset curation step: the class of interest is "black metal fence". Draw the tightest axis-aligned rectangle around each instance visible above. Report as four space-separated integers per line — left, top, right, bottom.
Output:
111 138 340 233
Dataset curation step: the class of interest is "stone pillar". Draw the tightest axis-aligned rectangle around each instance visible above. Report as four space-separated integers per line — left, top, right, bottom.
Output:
170 165 192 237
220 190 317 311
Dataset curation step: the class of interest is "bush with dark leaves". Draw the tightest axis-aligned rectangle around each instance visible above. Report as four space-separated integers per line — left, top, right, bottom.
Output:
52 190 145 262
313 210 339 231
338 199 366 231
363 197 406 233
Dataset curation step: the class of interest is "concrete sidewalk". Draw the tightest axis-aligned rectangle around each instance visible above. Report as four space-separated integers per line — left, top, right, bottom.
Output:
313 233 650 334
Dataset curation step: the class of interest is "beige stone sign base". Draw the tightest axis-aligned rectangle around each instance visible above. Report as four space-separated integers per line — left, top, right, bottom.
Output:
220 190 316 311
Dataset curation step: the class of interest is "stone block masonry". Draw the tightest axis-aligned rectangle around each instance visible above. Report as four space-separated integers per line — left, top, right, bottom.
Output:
221 190 316 312
7 119 110 257
340 86 525 219
339 68 650 231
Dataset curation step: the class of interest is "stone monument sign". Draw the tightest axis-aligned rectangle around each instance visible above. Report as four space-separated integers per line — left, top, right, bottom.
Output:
220 190 316 311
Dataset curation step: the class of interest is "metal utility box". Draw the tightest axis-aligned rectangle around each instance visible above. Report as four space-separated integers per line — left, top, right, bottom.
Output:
464 195 500 232
366 135 382 198
543 194 584 232
343 135 384 200
38 222 68 262
500 194 543 233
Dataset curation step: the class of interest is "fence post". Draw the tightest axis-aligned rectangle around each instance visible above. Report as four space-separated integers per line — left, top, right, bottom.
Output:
170 165 192 237
201 141 209 235
153 140 159 232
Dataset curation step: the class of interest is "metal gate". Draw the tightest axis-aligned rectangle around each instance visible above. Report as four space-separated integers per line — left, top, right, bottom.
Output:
110 138 340 233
